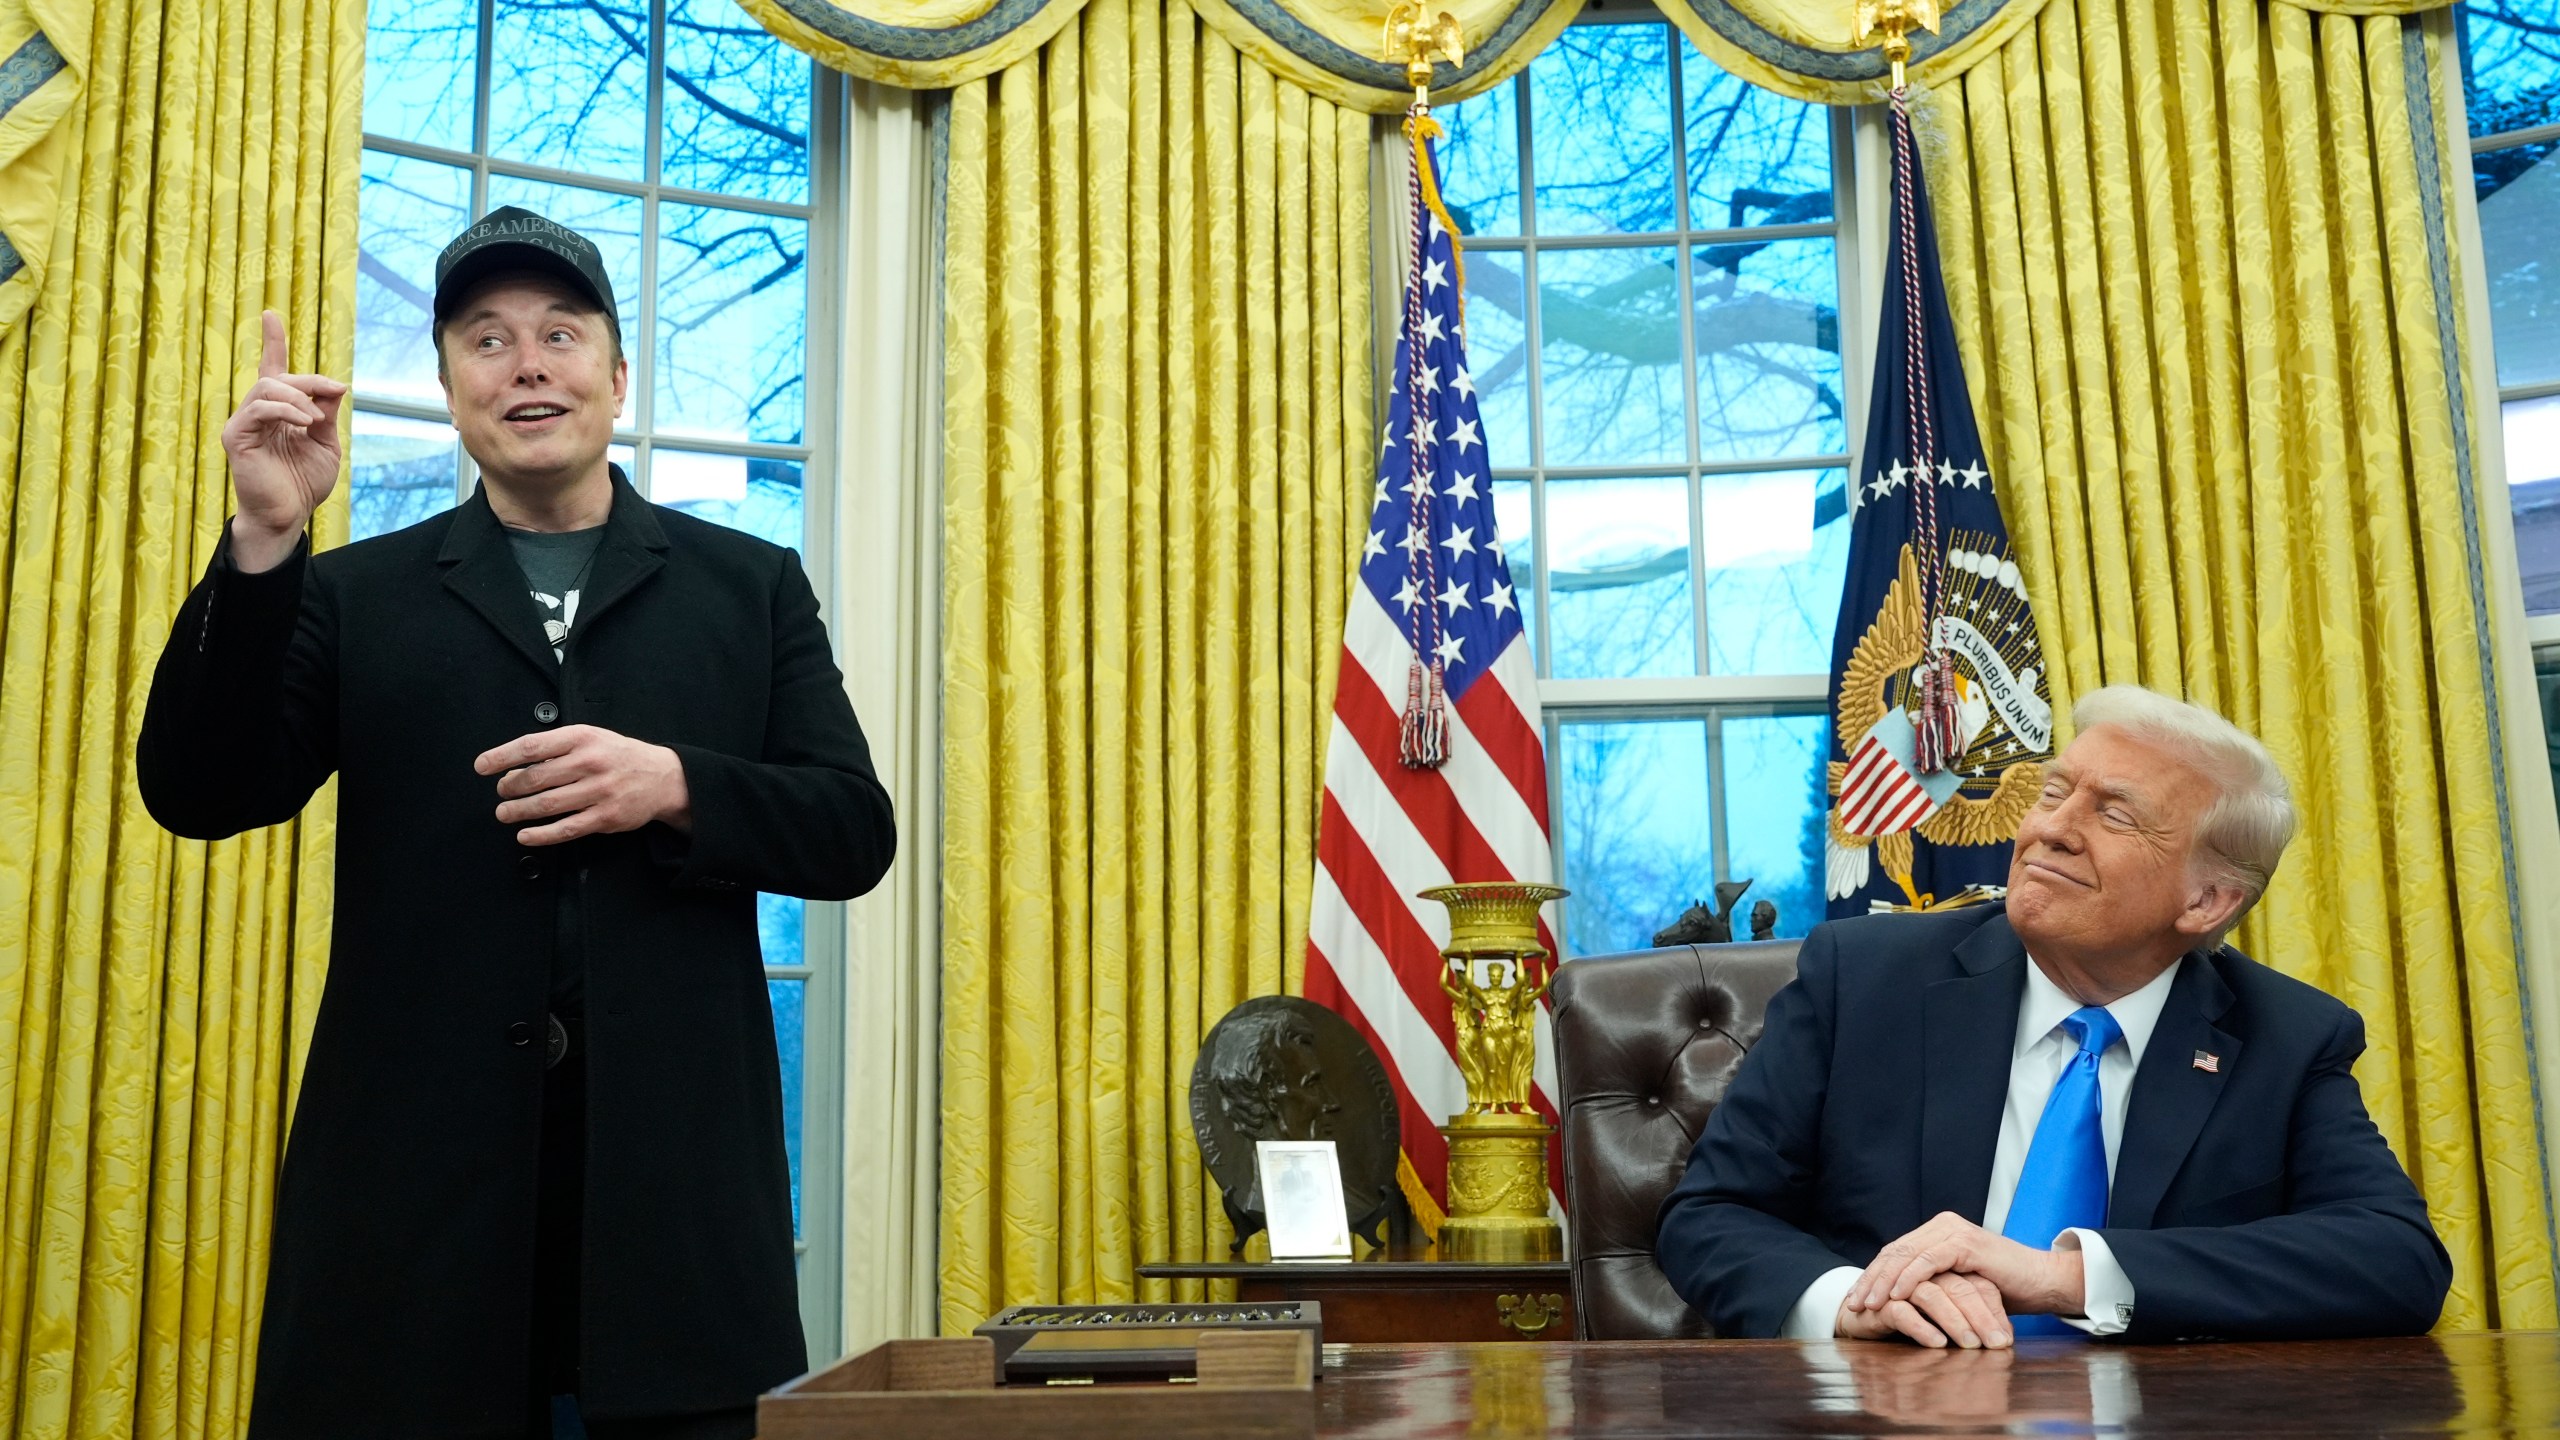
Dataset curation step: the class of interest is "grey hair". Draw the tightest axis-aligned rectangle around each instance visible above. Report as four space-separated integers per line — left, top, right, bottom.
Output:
2071 684 2298 946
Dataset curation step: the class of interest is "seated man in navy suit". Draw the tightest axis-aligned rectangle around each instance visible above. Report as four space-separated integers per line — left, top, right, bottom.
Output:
1656 685 2450 1345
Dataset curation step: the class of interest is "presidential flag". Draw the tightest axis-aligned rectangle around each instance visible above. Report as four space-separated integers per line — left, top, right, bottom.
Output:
1301 114 1559 1230
1824 95 2055 918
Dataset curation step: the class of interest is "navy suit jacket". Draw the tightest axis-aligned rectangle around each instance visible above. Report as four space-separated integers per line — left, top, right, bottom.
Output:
1654 905 2450 1341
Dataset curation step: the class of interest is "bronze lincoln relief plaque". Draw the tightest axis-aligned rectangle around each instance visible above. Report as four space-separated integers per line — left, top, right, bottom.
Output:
1191 996 1400 1253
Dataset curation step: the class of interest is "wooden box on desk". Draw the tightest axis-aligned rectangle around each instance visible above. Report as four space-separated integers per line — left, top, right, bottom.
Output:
1140 1244 1574 1343
757 1331 1316 1440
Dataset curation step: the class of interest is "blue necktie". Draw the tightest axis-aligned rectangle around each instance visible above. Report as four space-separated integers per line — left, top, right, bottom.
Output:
2002 1005 2123 1337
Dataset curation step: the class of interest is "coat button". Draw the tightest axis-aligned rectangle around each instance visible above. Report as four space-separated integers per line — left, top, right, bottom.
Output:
534 700 560 724
508 1021 533 1046
518 855 544 881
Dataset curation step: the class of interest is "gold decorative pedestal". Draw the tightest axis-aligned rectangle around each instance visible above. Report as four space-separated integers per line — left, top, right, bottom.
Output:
1438 1110 1561 1262
1421 881 1568 1265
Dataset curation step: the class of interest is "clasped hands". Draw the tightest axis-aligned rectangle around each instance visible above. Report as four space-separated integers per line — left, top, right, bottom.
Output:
475 725 691 845
1835 1212 2086 1349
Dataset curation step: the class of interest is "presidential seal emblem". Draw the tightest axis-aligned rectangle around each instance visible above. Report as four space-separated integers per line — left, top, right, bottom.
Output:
1827 531 2054 909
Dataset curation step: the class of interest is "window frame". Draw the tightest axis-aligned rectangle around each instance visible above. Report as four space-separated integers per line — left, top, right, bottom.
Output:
2472 108 2560 651
1430 4 1865 950
351 0 848 1351
2455 3 2560 645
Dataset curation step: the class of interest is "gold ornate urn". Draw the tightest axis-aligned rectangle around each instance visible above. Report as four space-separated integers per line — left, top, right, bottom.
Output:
1420 881 1567 1263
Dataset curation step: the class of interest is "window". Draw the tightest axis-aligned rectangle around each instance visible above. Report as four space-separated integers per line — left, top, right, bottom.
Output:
354 0 843 1342
2459 2 2560 634
1435 6 1855 953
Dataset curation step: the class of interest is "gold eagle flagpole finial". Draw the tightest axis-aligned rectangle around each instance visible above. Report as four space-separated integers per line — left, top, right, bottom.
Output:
1384 0 1464 110
1850 0 1942 91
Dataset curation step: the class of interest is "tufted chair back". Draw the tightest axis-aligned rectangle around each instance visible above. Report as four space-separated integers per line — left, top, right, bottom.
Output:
1547 940 1802 1340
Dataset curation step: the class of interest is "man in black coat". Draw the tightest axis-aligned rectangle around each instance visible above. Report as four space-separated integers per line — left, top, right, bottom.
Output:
139 209 895 1439
1655 686 2449 1345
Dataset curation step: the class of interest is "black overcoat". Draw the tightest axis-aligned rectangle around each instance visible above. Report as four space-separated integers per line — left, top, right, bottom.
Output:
138 472 895 1437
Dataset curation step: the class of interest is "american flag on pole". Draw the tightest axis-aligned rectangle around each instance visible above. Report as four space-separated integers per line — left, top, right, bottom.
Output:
1301 115 1559 1232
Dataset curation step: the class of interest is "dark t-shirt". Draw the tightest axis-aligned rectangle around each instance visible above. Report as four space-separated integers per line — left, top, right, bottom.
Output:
506 526 606 663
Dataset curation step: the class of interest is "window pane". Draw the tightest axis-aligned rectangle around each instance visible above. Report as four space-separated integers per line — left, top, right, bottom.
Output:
363 0 476 151
1464 252 1532 466
1435 78 1522 237
1538 246 1685 467
1693 237 1844 461
2539 650 2560 812
2460 1 2560 139
2510 393 2560 615
1494 479 1537 668
655 452 804 550
357 150 471 402
656 204 808 443
1701 467 1851 674
1547 474 1693 679
766 974 805 1239
1718 711 1829 940
663 0 811 204
1557 717 1713 956
482 177 645 350
488 0 648 181
1681 40 1833 232
759 891 805 967
1527 24 1676 236
2479 143 2560 388
348 410 460 541
609 441 638 484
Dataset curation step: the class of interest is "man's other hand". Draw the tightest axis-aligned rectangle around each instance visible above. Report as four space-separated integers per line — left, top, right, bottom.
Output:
1849 1211 2084 1323
222 309 348 573
476 725 691 845
1834 1269 2013 1349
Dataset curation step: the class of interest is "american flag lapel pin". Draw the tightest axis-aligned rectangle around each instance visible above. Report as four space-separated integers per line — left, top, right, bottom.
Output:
2193 1050 2221 1073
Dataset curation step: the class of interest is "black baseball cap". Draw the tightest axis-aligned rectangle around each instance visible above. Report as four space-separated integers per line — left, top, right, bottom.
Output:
432 206 619 336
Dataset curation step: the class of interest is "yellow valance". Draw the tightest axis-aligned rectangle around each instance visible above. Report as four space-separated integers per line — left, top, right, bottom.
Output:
733 0 1585 107
0 0 85 335
739 0 2462 111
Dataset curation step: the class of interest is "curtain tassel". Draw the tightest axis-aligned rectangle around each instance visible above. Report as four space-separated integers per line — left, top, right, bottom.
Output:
1400 657 1449 769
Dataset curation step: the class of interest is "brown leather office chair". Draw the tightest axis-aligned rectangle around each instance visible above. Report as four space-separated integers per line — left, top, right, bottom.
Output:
1548 940 1802 1339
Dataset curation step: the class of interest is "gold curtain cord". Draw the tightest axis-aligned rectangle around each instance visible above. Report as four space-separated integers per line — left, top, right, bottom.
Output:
736 0 2460 111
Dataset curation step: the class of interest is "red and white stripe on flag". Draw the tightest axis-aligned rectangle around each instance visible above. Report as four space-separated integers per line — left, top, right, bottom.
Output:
1837 729 1937 837
1301 587 1561 1228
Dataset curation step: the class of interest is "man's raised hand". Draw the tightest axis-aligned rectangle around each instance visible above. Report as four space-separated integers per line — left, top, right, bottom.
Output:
221 309 348 573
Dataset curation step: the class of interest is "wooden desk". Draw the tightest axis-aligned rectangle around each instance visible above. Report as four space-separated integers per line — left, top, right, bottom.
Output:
1140 1251 1574 1344
1313 1333 2559 1436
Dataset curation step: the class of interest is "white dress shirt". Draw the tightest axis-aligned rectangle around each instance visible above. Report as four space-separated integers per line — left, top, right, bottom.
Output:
1780 955 2187 1339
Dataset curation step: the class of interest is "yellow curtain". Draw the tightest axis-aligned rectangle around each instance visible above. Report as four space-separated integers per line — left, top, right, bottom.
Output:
937 0 1375 1328
0 0 361 1431
1918 0 2555 1329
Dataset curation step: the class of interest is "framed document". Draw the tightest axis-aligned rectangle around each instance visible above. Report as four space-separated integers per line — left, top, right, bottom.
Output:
1256 1140 1354 1260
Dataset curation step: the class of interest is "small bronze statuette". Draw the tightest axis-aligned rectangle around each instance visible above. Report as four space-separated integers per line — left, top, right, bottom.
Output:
1652 878 1755 947
1190 997 1400 1253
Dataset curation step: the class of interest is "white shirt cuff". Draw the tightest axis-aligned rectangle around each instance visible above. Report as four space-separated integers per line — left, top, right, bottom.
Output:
1782 1266 1865 1340
2054 1228 2134 1336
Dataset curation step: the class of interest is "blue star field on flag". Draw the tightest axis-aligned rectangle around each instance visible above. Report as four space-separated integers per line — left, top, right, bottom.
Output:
1823 97 2056 917
1359 138 1528 768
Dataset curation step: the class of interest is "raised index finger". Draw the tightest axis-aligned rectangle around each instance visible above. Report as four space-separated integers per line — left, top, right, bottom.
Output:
474 728 578 776
260 309 288 379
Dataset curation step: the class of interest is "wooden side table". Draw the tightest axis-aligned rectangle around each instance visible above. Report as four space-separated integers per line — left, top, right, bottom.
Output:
1139 1246 1575 1344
